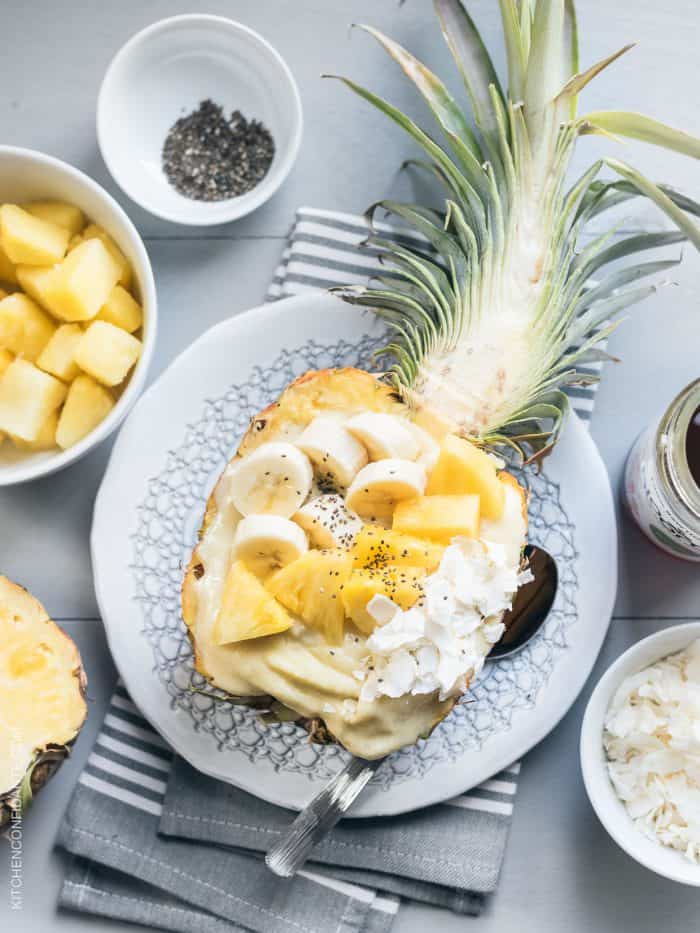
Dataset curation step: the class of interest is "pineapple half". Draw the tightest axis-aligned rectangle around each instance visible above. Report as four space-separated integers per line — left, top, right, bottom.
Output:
184 0 700 760
182 369 528 759
0 576 87 829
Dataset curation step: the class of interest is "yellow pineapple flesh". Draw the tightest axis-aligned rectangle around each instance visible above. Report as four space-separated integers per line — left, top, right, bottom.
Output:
351 525 443 572
393 494 480 543
427 434 504 520
342 564 426 634
0 205 69 266
267 548 352 645
212 561 292 645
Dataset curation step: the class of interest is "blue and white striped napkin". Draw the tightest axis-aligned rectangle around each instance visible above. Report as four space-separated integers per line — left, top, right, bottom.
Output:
57 205 608 932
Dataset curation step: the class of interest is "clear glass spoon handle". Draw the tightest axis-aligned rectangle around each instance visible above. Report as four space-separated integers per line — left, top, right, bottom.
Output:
265 756 382 878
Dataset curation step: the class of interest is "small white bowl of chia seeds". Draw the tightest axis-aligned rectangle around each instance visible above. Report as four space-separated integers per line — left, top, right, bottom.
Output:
97 15 303 226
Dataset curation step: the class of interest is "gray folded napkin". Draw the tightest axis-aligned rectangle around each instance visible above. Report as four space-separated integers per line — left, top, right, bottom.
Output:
57 683 519 930
57 204 608 930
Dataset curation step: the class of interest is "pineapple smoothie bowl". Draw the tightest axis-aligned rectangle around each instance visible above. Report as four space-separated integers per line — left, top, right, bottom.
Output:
182 367 531 759
0 146 156 486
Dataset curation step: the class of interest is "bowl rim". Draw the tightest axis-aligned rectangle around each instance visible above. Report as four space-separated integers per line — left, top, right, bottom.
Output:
580 620 700 885
96 13 304 226
0 144 157 486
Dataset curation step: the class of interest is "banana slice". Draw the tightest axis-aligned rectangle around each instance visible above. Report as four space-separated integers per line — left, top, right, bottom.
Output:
231 515 308 577
227 442 313 518
346 412 419 461
346 459 427 522
293 494 363 549
296 416 368 490
405 421 441 470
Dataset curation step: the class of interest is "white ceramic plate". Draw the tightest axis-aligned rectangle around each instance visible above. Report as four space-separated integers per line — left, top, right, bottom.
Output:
92 292 617 817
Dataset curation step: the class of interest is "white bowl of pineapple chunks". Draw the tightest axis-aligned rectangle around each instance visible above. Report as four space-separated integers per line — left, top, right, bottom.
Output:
0 146 156 485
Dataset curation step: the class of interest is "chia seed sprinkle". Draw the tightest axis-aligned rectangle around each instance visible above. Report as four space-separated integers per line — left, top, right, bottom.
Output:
162 99 275 201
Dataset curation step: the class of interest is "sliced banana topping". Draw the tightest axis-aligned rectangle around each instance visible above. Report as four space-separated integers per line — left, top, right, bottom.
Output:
405 421 441 470
227 442 313 518
346 459 427 523
296 415 368 490
231 515 308 577
346 412 419 461
293 494 363 549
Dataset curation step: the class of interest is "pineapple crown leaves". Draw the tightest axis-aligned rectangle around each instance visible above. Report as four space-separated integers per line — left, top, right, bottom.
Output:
327 0 700 462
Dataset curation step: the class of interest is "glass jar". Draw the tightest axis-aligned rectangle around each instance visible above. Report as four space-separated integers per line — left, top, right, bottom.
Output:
623 378 700 561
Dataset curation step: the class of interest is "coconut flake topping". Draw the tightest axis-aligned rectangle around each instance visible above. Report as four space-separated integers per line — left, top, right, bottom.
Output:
358 538 532 703
604 637 700 864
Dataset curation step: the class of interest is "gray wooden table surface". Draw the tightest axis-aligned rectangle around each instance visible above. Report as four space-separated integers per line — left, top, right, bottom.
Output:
1 1 699 931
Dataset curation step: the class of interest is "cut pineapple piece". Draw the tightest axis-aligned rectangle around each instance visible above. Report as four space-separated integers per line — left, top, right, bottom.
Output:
74 321 141 386
0 293 56 361
0 204 69 265
0 348 13 377
0 358 67 442
427 434 505 520
10 410 58 451
352 525 444 572
15 264 56 310
393 494 480 543
266 548 352 645
96 285 143 333
42 239 121 322
0 241 17 284
23 201 85 237
342 564 426 634
213 560 292 645
55 375 114 449
37 323 83 381
81 224 132 289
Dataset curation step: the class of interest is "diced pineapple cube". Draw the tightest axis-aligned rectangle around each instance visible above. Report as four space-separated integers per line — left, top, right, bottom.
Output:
393 494 480 544
267 549 353 645
96 285 143 333
42 239 121 322
81 224 132 289
341 564 426 634
74 321 141 386
0 294 56 361
0 358 67 441
0 204 69 265
0 241 17 284
23 201 85 237
37 324 83 381
0 348 13 377
426 434 505 520
15 264 56 310
55 375 114 449
351 525 444 572
10 409 59 451
213 561 293 645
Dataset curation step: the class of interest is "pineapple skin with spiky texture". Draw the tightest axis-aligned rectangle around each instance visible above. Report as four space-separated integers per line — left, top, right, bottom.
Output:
182 367 528 759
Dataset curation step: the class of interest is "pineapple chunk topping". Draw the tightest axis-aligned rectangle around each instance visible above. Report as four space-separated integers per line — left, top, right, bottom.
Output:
267 548 352 645
427 434 505 520
42 238 122 322
342 565 426 635
213 561 292 645
37 323 83 382
96 285 143 333
352 525 444 572
393 494 480 543
0 293 56 362
23 201 85 237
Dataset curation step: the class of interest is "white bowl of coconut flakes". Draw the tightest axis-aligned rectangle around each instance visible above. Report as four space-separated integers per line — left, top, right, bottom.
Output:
581 622 700 885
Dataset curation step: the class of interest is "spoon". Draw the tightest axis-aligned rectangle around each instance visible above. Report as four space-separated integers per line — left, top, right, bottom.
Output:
265 544 558 878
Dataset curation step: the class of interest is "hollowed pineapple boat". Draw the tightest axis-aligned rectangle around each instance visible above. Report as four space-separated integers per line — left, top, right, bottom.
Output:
184 0 700 759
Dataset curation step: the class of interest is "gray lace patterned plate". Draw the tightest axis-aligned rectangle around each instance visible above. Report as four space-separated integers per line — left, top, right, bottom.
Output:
132 334 578 787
